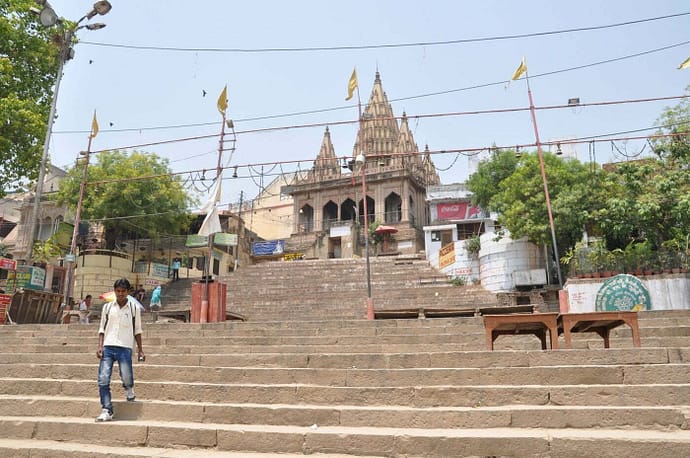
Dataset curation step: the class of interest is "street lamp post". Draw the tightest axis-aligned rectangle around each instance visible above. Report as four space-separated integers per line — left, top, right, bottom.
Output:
62 143 92 310
355 150 374 320
25 1 112 265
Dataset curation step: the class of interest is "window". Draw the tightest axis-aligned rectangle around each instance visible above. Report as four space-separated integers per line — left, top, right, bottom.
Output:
456 222 483 241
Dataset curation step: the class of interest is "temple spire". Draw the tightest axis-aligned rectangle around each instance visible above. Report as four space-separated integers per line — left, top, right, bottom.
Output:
313 126 339 176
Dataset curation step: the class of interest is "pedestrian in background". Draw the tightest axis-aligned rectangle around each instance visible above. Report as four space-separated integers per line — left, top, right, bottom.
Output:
78 295 92 324
149 285 162 310
171 258 181 281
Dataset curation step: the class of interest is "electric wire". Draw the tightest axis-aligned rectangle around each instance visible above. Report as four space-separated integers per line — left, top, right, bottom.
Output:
79 11 690 53
54 40 690 136
86 93 690 156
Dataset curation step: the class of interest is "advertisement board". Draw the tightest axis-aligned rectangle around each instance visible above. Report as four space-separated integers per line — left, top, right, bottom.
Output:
252 240 284 257
6 266 45 293
438 242 456 269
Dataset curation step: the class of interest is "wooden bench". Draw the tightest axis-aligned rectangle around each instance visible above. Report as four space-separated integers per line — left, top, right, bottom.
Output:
478 305 535 316
375 307 476 320
483 312 559 350
559 311 641 349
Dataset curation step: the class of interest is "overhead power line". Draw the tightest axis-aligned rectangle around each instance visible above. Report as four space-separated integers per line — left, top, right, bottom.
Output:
55 40 690 136
79 12 690 53
85 128 687 189
87 94 689 155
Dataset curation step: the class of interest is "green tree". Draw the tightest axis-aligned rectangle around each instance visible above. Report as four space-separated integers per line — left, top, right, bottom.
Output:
468 150 600 259
0 0 59 195
651 86 690 163
54 150 195 248
466 148 519 210
591 159 690 251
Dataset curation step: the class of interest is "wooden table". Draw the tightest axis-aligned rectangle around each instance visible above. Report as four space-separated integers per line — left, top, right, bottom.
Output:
559 311 641 349
483 313 559 350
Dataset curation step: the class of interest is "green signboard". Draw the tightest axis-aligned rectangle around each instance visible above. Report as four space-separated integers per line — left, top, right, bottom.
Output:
595 274 651 312
214 233 238 246
6 266 46 293
185 234 208 248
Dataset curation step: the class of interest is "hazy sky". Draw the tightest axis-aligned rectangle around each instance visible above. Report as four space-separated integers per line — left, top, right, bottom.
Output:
43 0 690 208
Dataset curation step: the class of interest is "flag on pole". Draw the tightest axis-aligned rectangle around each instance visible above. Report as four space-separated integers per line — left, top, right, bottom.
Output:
198 205 222 236
345 67 358 101
217 85 228 115
198 173 223 236
90 110 99 138
511 57 527 80
678 57 690 70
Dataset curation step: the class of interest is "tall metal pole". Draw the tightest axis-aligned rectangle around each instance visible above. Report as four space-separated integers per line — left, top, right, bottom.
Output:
525 73 563 287
25 0 113 262
201 106 227 323
26 50 67 263
356 97 374 320
361 158 374 319
62 133 93 309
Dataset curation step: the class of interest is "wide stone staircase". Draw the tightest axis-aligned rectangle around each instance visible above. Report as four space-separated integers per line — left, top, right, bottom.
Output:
159 256 499 321
225 257 499 321
1 308 690 456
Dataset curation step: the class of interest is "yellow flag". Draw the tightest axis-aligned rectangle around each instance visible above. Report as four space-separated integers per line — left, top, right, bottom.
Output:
217 85 228 115
90 110 99 138
345 67 358 101
678 57 690 70
511 57 527 80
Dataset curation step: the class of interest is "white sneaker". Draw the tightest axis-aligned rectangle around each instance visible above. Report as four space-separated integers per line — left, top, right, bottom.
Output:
125 387 136 401
96 408 113 422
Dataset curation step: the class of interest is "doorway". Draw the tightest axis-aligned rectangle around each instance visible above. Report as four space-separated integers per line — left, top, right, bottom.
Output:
328 237 342 259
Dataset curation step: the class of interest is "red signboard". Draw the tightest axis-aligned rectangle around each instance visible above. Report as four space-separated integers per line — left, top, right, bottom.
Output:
437 203 468 220
0 294 11 325
0 258 16 271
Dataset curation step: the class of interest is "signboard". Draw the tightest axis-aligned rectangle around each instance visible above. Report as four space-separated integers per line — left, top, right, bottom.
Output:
595 274 651 312
437 202 482 221
438 242 456 269
64 254 76 263
214 233 238 246
151 262 169 279
0 293 11 324
283 253 304 261
252 240 284 257
186 234 209 248
330 225 351 238
6 266 45 293
438 203 468 220
0 258 16 271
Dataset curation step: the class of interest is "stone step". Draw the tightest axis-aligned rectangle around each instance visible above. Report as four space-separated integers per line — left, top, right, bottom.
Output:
4 317 688 336
1 416 689 457
0 437 379 457
1 396 687 431
2 335 690 355
3 379 690 407
1 347 680 368
4 362 689 386
1 328 688 349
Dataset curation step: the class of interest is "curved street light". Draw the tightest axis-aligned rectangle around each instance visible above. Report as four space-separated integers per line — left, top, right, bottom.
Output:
26 1 112 270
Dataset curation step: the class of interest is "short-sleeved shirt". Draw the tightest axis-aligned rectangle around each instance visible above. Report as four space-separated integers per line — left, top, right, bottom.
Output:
98 298 143 349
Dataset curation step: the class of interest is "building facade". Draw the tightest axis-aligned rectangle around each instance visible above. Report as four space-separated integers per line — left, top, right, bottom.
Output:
282 72 439 259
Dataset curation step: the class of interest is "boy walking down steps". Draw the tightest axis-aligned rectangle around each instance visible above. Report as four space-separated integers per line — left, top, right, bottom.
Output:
95 278 145 422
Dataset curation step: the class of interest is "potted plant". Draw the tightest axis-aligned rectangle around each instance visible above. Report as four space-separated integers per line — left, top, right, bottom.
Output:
561 241 590 279
587 240 613 277
465 235 481 259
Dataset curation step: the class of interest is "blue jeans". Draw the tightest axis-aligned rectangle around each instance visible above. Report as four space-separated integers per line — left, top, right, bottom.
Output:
98 346 134 413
